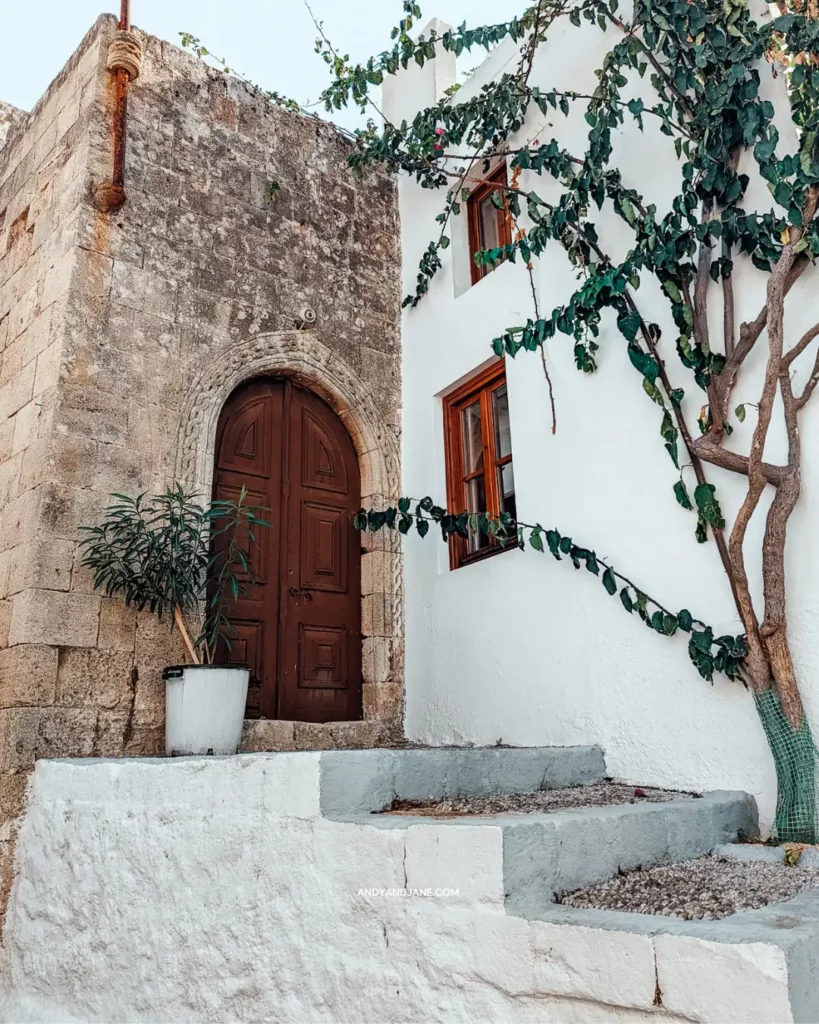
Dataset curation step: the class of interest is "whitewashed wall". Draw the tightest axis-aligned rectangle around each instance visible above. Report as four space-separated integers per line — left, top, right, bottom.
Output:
0 756 800 1024
389 7 819 828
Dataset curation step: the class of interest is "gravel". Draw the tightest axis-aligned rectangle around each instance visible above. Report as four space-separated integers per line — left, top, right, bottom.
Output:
385 781 694 818
558 853 819 920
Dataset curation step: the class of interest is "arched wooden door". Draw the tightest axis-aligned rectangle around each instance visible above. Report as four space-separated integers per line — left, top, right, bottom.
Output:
212 378 362 723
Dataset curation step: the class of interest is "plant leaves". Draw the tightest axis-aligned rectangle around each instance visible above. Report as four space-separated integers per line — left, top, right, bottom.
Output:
694 483 726 529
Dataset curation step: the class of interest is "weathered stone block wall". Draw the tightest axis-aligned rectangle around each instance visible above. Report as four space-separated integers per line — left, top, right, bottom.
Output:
0 14 401 839
0 103 27 153
0 24 112 864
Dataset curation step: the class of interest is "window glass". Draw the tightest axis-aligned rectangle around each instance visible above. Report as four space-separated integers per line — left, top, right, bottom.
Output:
461 401 484 474
498 462 516 522
492 386 512 459
465 476 490 553
478 195 500 252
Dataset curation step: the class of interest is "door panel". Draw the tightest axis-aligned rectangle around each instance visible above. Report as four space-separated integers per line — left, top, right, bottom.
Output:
212 378 362 723
300 502 347 593
280 385 362 723
301 408 348 493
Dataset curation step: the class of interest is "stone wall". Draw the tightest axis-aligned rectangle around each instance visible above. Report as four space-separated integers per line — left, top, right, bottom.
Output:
0 104 27 154
0 23 111 900
0 13 401 845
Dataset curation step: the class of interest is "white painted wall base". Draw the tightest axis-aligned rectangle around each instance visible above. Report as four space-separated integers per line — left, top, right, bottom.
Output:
0 756 808 1024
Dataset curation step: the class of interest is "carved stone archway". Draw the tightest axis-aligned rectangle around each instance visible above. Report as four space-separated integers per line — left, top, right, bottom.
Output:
174 330 404 748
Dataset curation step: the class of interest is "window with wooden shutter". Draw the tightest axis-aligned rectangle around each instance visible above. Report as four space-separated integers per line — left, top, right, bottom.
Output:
443 361 516 570
467 164 513 285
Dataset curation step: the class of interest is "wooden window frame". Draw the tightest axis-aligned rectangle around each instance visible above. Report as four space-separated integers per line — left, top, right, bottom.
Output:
444 360 515 571
467 164 513 286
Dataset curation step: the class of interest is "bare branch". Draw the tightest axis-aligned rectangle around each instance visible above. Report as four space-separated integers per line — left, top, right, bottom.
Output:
760 346 804 727
723 270 735 360
695 211 712 354
726 245 805 720
795 344 819 410
691 436 786 485
783 321 819 368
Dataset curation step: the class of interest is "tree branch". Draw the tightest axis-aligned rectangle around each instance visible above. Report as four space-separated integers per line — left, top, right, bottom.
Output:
728 246 795 705
760 311 804 726
690 436 787 484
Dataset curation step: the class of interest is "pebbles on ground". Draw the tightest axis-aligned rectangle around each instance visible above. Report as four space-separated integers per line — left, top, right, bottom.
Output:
385 781 693 818
558 854 819 920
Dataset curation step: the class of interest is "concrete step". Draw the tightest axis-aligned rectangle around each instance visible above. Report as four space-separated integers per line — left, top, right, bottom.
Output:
315 747 757 920
500 790 758 917
318 745 606 819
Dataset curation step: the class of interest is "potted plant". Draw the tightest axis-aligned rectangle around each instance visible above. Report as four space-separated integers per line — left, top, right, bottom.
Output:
79 485 269 756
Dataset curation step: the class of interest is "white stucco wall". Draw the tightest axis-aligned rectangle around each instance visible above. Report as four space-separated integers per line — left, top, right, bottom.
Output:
0 756 800 1023
391 9 819 829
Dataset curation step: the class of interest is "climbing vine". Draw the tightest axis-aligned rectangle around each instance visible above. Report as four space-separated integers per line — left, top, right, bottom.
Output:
355 499 748 682
313 0 819 840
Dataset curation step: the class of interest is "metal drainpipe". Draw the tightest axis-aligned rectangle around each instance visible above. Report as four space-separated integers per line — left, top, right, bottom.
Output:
94 0 138 211
111 0 131 202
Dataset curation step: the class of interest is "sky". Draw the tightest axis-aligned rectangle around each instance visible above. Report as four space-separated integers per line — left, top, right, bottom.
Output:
1 0 520 130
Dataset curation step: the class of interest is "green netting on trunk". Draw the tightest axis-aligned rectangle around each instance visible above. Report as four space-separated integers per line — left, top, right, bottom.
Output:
755 690 819 844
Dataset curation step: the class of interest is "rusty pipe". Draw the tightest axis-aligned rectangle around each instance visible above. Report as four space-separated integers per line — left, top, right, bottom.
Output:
111 0 132 203
94 0 134 210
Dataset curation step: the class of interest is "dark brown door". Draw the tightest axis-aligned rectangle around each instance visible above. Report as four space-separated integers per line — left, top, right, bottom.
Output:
212 378 362 723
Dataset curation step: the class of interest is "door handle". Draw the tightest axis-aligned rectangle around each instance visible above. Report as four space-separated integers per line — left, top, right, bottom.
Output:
289 587 313 601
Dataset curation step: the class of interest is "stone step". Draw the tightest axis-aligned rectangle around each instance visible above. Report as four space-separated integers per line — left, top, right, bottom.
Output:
501 790 758 917
318 744 607 819
315 748 757 919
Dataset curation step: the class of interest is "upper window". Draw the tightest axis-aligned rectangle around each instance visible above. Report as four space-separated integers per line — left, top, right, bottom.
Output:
444 361 516 570
467 164 512 286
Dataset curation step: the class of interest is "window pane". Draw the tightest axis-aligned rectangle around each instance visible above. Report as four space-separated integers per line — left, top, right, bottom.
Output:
465 475 489 553
492 385 512 459
498 462 516 522
478 195 501 252
461 401 484 475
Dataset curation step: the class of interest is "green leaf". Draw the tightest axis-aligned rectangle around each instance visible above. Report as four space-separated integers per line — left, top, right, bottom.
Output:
643 378 664 405
674 480 693 511
602 567 617 595
664 441 679 468
694 483 726 529
620 587 634 613
620 197 636 226
618 311 642 342
735 404 746 423
627 343 659 384
800 131 816 175
416 518 429 538
530 528 544 553
677 609 693 632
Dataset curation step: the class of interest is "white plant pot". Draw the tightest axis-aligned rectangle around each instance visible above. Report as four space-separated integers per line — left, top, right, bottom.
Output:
163 665 249 756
